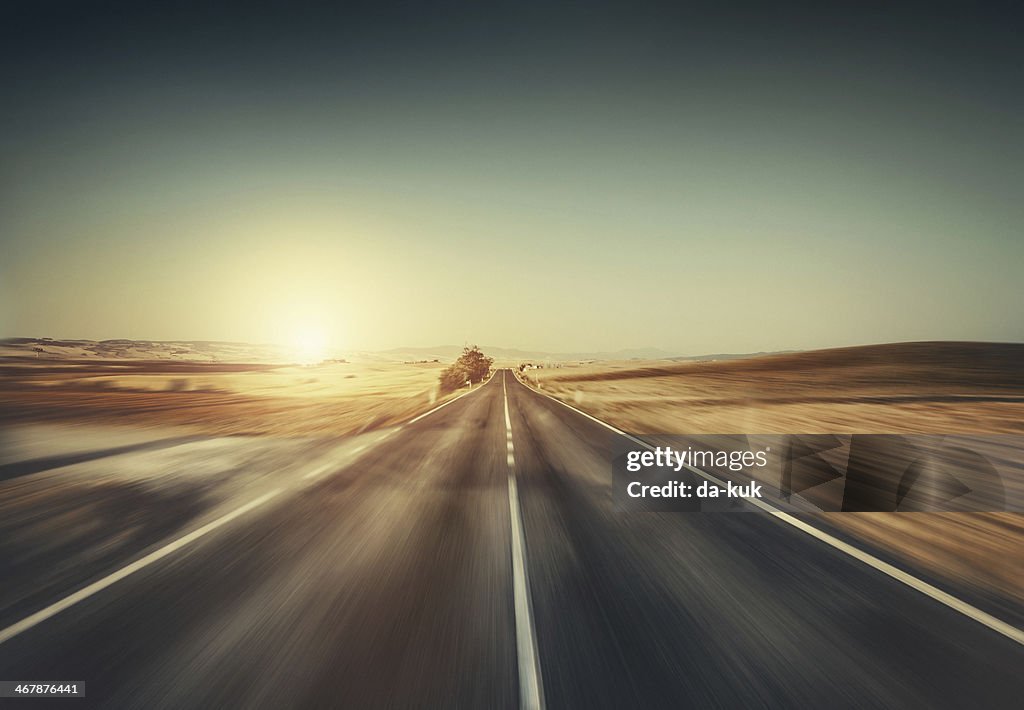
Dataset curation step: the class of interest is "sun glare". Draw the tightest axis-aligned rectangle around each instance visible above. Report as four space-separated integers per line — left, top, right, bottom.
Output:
291 327 330 365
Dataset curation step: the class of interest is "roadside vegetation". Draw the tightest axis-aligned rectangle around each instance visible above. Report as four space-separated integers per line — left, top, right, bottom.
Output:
439 345 493 393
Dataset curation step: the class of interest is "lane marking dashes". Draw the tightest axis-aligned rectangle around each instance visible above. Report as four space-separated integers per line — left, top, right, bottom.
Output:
504 371 545 709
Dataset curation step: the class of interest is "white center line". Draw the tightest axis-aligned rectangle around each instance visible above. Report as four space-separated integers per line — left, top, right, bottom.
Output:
504 371 545 710
504 378 513 431
0 488 284 646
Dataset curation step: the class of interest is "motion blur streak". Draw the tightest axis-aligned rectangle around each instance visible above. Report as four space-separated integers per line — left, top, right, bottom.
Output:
0 489 282 645
0 372 1022 707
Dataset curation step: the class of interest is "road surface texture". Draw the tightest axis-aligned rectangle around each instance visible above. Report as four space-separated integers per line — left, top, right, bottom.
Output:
0 370 1022 708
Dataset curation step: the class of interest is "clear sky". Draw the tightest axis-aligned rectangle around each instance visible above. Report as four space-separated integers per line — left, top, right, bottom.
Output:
2 1 1021 354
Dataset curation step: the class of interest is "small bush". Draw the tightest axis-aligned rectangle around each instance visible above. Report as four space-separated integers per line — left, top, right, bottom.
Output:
439 363 469 393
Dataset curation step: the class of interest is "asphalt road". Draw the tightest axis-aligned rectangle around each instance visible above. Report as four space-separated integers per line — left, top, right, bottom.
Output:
0 370 1022 708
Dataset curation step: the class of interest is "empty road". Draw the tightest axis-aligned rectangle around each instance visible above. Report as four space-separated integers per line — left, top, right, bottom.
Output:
0 370 1022 708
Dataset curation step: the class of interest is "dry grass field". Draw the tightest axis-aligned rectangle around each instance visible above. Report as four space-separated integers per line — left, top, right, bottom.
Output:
3 340 1021 618
525 342 1024 616
525 342 1024 435
0 357 455 438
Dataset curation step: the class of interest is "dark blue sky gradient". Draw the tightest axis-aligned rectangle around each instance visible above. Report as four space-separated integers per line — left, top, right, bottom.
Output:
2 1 1021 351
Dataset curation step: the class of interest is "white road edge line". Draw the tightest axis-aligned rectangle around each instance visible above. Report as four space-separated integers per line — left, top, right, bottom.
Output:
520 376 1024 647
303 443 374 481
302 464 331 480
0 370 503 646
408 370 497 424
306 373 495 482
504 372 546 710
0 488 284 646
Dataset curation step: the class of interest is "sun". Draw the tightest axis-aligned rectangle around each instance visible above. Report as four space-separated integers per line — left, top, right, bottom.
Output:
291 326 330 365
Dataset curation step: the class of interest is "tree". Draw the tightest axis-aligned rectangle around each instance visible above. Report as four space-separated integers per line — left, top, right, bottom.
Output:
438 345 493 392
458 345 493 383
439 363 469 393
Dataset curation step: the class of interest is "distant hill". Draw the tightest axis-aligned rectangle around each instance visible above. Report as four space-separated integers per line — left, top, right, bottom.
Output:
1 338 693 364
667 350 797 363
0 338 293 363
376 345 686 362
545 341 1024 386
1 338 687 363
11 338 1014 373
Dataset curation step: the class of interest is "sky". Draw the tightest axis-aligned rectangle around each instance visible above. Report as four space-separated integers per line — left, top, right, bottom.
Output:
1 1 1021 354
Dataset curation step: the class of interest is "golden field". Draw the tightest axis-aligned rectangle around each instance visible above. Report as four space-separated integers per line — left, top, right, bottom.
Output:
0 358 456 437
